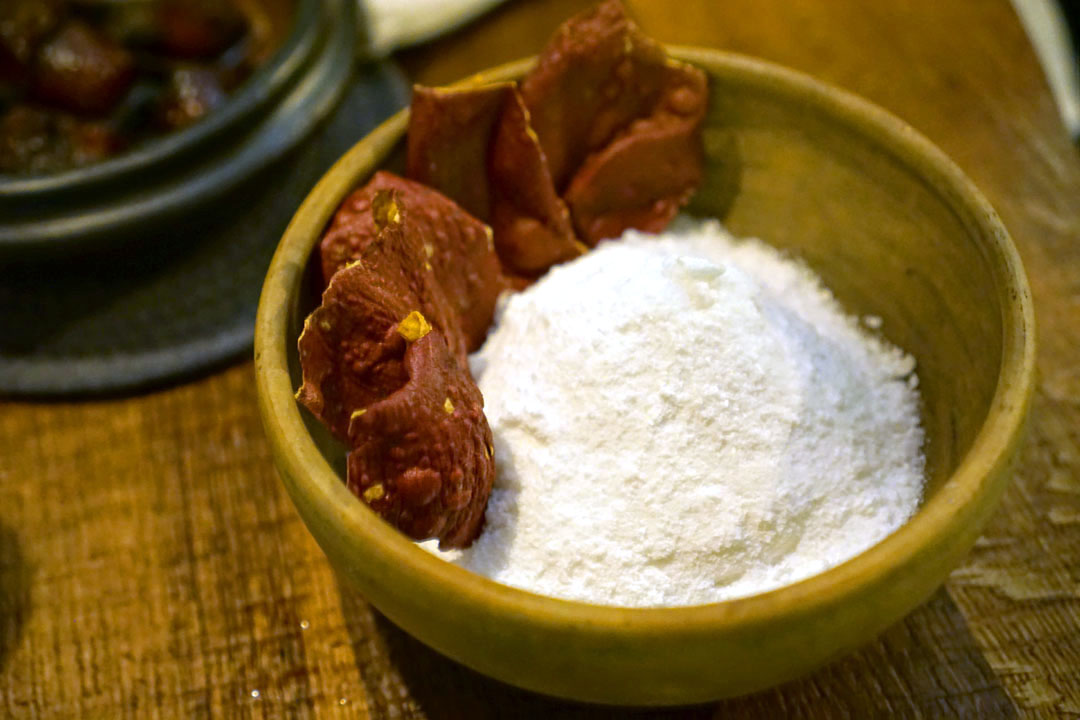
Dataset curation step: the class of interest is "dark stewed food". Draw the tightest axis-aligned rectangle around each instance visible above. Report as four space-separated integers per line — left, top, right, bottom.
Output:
0 0 280 175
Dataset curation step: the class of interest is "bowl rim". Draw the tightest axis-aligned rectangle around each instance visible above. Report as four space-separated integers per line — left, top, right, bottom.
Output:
0 0 321 199
255 47 1036 633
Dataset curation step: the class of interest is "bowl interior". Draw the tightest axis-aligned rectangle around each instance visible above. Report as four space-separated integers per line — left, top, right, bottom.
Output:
686 73 1006 498
290 60 1007 506
258 48 1033 704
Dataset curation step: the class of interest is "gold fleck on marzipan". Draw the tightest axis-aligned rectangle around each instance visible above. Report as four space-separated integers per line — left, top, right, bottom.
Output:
372 189 402 229
397 310 432 342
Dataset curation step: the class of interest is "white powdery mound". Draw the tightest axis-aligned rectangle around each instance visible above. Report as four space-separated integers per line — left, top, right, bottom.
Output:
423 217 925 607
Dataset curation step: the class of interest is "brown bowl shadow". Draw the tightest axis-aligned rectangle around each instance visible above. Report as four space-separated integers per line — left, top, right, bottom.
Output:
337 578 1015 717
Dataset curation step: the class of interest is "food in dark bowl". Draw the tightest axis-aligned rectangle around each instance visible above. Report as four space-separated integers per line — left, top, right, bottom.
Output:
0 0 287 175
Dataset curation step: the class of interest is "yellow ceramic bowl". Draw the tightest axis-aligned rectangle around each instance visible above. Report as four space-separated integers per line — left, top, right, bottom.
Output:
254 48 1035 705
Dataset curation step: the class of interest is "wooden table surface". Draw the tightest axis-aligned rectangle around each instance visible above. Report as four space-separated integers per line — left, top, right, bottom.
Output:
3 0 1079 716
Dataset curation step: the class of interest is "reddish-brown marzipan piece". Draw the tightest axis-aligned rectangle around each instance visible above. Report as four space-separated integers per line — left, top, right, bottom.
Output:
518 0 668 193
32 22 136 115
301 188 465 440
299 183 498 547
320 171 406 284
319 171 506 352
346 328 495 549
488 87 584 275
563 59 707 244
405 84 581 278
406 83 511 222
297 242 416 444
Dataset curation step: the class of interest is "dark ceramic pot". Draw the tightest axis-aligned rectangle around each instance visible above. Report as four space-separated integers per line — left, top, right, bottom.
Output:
0 0 354 260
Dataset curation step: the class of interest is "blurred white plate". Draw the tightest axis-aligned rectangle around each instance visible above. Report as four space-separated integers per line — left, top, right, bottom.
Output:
360 0 507 56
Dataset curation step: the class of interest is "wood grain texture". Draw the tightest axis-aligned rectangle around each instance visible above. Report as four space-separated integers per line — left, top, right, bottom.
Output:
1 0 1078 716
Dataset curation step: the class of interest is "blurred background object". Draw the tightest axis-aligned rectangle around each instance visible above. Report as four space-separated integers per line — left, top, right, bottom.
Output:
1012 0 1080 138
0 0 271 175
359 0 505 56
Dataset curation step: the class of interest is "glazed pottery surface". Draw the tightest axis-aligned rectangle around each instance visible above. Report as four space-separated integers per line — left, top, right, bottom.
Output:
255 48 1036 705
